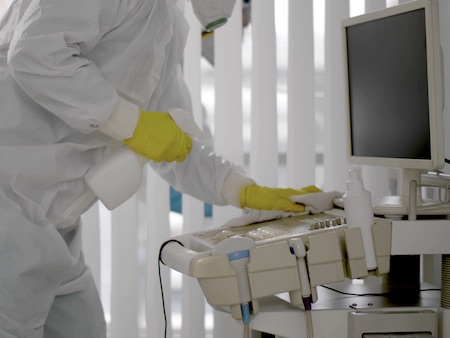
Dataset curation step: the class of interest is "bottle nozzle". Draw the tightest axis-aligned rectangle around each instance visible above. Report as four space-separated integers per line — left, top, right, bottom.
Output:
348 169 359 182
347 169 364 191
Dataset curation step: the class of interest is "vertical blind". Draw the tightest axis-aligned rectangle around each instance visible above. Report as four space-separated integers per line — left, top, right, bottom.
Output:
1 0 449 337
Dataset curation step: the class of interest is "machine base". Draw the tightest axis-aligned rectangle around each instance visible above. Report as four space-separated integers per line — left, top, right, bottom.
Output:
249 277 441 338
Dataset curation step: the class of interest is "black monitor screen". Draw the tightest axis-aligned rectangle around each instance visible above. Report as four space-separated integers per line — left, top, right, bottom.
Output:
346 8 431 160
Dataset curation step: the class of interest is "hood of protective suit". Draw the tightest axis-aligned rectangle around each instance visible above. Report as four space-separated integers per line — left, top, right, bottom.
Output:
191 0 237 32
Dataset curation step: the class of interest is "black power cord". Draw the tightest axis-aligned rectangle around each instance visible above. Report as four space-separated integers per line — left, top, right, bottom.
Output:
158 239 184 338
320 284 441 297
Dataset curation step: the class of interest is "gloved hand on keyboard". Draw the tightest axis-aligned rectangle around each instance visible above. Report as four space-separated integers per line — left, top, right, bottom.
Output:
124 111 193 162
289 190 343 214
239 185 322 213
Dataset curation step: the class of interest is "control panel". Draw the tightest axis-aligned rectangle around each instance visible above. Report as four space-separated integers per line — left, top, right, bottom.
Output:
190 213 347 250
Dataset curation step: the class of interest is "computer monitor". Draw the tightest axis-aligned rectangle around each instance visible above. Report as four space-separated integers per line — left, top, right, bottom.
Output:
342 0 445 215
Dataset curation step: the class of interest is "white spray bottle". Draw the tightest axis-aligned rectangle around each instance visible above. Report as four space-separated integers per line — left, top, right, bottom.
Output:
342 169 377 271
85 109 205 210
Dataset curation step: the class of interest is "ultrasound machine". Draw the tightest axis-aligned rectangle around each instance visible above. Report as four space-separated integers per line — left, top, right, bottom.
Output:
161 1 450 337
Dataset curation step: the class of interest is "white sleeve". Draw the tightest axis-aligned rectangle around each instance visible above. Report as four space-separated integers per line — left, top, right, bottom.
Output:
149 139 254 207
98 97 140 141
220 169 256 207
7 0 122 133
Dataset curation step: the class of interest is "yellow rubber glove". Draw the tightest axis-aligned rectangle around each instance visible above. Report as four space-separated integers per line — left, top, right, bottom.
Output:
124 111 193 162
239 185 322 213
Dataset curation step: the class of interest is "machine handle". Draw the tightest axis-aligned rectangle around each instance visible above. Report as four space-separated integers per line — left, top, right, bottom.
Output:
160 240 211 276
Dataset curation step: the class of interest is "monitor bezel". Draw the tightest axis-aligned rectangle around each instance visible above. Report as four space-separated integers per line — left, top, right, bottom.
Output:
342 0 444 171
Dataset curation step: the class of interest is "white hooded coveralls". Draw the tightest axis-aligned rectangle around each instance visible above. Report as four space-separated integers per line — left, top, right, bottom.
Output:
0 0 248 336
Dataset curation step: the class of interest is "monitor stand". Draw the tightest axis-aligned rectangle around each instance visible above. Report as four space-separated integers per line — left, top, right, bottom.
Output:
372 168 450 218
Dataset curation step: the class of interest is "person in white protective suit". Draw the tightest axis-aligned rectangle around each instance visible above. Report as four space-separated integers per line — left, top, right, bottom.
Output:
0 0 331 337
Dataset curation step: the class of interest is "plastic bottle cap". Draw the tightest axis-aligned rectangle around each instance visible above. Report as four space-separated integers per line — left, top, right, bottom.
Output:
347 170 363 191
349 170 359 182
